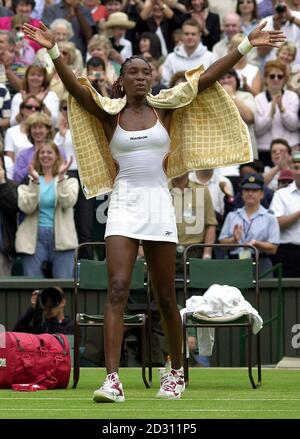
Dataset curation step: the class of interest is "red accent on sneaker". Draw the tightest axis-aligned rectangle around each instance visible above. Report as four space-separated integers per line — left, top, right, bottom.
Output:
93 372 125 403
156 368 185 400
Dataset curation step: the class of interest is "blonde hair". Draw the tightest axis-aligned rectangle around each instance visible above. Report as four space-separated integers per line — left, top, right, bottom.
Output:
57 41 76 65
88 34 112 56
277 42 297 61
25 112 54 143
32 141 63 177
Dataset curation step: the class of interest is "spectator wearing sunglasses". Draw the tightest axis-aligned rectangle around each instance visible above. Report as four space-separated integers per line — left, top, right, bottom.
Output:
254 59 300 167
4 95 43 162
10 64 60 127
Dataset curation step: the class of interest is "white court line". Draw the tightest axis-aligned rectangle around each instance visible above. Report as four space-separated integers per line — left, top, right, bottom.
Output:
1 408 300 412
1 397 300 401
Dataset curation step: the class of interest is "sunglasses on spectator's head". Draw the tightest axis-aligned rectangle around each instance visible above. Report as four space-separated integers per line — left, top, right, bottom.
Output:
268 74 284 80
23 105 42 110
239 0 253 4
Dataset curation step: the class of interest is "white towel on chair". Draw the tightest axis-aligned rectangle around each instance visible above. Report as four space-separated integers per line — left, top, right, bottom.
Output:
180 284 263 356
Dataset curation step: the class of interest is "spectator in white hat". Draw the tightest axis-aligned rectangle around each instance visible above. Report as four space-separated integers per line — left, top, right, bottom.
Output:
104 12 136 62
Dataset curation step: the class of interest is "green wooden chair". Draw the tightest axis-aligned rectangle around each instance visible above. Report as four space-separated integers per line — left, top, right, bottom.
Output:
258 263 283 363
183 243 261 389
72 242 152 389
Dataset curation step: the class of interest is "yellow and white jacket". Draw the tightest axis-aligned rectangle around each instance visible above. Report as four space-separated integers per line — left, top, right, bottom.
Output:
68 66 253 199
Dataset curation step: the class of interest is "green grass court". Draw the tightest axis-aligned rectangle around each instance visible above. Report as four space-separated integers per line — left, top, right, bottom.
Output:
1 368 300 419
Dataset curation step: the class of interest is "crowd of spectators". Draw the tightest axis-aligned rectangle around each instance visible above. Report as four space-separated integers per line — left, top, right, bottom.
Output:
1 0 300 280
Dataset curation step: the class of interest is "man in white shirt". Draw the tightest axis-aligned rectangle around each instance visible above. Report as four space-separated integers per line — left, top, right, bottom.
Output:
270 151 300 276
258 2 300 66
213 13 242 59
212 12 259 66
161 18 216 87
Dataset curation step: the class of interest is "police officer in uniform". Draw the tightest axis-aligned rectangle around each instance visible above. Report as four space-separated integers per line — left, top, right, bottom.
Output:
219 173 280 276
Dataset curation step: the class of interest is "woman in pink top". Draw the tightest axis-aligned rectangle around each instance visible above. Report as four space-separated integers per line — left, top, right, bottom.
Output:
254 59 300 166
0 0 41 52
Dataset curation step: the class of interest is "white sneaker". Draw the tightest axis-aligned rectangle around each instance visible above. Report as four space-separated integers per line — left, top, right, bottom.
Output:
156 368 185 400
93 372 125 403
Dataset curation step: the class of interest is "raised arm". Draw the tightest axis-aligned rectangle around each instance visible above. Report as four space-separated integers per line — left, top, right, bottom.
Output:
65 0 93 43
23 23 103 119
197 22 286 94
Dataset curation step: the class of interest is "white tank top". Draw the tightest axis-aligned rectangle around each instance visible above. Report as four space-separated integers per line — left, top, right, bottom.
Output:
105 110 178 242
109 112 170 187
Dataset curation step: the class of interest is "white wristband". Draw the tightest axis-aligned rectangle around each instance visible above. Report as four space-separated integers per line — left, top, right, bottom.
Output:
237 37 253 56
47 43 60 60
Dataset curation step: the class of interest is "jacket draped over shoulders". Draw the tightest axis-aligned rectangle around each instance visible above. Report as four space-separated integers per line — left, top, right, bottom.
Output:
68 66 253 199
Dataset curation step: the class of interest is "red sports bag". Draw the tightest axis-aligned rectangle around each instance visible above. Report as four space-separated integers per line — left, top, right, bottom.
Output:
0 332 71 389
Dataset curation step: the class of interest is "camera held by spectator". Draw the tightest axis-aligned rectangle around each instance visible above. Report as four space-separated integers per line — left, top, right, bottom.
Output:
275 3 286 14
13 287 74 334
34 287 65 318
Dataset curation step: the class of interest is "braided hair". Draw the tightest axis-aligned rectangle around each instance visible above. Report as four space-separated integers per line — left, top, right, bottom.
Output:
111 56 152 99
